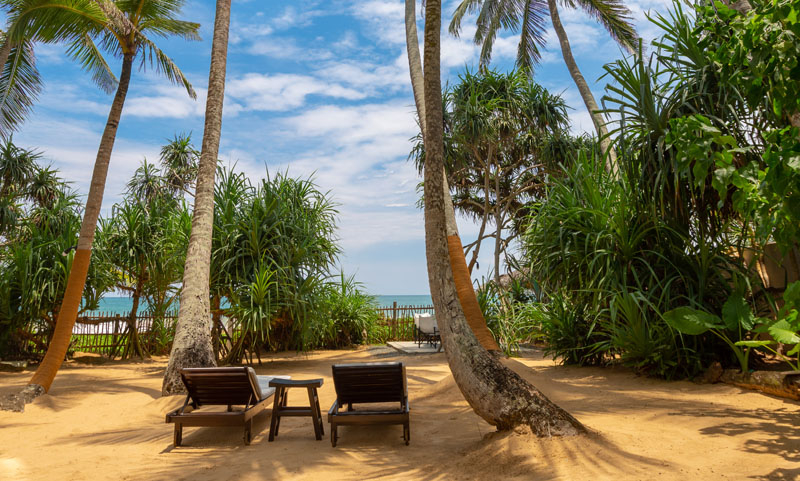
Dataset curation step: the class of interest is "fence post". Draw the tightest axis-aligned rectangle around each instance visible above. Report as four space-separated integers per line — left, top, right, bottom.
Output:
392 301 398 339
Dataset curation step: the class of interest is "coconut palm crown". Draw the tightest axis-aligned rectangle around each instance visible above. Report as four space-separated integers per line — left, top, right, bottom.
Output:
449 0 638 69
0 0 198 137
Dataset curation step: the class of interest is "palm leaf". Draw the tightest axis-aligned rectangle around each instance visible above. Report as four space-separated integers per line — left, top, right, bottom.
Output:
516 0 547 69
0 38 41 137
136 32 195 98
64 33 118 93
5 0 107 44
568 0 637 53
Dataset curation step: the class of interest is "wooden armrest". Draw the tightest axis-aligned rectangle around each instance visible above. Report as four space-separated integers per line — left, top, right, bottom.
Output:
328 399 340 416
269 378 323 388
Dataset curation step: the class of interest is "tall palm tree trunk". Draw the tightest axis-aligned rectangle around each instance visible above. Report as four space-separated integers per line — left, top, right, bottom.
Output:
25 53 134 397
0 36 13 75
422 0 585 435
547 0 617 171
406 0 499 351
162 0 231 395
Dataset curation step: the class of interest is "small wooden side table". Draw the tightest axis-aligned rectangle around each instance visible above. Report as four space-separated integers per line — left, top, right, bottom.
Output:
268 378 324 441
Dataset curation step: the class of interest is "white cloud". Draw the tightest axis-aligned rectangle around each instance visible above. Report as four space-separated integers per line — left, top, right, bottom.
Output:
314 53 409 92
227 73 366 111
124 84 205 118
246 36 334 61
257 101 422 251
351 0 406 46
271 4 328 30
14 116 160 214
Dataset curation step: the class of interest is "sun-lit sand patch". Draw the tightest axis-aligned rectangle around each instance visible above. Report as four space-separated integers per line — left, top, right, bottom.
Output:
1 347 798 480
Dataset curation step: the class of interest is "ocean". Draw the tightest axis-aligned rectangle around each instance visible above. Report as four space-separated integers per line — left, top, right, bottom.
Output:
88 294 433 315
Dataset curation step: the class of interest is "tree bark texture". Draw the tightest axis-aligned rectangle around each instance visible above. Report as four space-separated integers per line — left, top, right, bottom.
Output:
406 0 499 352
0 35 14 82
125 285 146 359
405 0 426 136
26 53 134 394
422 0 586 436
547 0 617 172
162 0 231 395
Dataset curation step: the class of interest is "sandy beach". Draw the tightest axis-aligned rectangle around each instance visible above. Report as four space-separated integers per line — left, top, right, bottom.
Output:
1 347 797 480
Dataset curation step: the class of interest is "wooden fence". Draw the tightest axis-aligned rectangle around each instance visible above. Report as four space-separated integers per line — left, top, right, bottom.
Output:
27 304 435 356
68 310 178 356
375 303 435 341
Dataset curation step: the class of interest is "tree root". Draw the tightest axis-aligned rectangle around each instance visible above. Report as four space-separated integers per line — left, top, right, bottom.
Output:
0 384 45 412
720 369 800 401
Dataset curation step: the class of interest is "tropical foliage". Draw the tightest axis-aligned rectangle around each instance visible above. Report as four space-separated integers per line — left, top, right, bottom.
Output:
0 139 113 358
411 69 587 279
513 0 800 377
0 135 382 361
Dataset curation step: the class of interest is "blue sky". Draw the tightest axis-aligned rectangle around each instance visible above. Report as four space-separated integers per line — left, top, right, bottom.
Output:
13 0 672 295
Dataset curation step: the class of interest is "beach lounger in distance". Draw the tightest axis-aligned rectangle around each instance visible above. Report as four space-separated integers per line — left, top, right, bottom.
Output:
165 367 289 446
327 362 410 447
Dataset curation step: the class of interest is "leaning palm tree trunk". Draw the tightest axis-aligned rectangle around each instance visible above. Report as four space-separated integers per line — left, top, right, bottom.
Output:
421 0 585 435
24 53 134 398
162 0 231 395
547 0 617 171
406 0 499 351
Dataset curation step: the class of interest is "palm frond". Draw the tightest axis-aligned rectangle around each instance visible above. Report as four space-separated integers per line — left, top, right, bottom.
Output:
6 0 107 44
449 0 484 36
516 0 548 69
569 0 638 53
65 33 118 93
136 32 195 98
0 38 41 137
140 17 199 40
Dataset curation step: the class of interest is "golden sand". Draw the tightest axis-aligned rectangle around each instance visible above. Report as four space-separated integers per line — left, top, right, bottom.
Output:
1 347 797 480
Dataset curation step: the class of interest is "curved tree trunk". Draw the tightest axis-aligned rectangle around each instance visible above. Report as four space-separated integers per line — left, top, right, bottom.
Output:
406 0 499 351
421 0 585 436
23 53 134 399
547 0 617 173
162 0 231 395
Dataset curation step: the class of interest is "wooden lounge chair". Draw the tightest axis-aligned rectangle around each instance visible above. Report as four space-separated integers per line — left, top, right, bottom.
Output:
165 367 289 446
413 313 441 351
327 362 410 447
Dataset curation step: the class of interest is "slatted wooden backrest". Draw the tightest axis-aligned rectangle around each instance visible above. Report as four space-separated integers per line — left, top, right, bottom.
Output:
331 362 407 405
180 367 260 407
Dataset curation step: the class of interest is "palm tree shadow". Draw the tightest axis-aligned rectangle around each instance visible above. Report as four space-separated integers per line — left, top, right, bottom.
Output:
692 408 800 462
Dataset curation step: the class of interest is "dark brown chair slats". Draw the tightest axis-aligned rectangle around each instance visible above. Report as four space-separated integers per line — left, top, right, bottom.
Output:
328 362 410 447
165 367 278 446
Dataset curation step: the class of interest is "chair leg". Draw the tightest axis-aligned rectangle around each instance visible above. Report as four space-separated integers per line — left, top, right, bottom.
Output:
313 389 324 436
331 424 338 447
307 387 322 440
404 422 410 445
173 424 182 447
268 387 283 442
244 419 252 445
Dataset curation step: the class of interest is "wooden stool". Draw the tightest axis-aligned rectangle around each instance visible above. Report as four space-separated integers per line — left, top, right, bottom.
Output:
268 378 324 441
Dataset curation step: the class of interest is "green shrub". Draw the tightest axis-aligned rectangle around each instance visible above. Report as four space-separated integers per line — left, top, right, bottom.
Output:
306 273 381 349
523 151 748 377
536 291 605 365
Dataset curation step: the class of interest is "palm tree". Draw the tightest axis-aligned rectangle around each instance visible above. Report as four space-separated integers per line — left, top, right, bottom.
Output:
24 0 199 399
160 132 199 198
411 69 572 282
420 0 585 435
449 0 638 167
0 0 115 136
162 0 231 395
407 0 500 352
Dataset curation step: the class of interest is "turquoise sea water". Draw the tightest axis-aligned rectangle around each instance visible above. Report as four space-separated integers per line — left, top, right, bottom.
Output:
89 294 433 315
